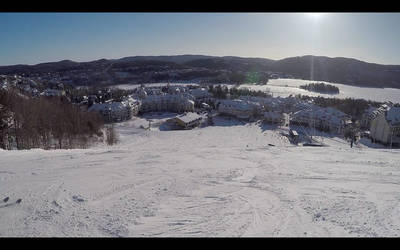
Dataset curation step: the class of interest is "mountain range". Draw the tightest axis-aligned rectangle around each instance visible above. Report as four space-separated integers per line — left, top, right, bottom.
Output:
1 55 400 88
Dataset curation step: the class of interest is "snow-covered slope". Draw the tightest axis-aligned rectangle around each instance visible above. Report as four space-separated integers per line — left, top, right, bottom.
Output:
1 116 400 237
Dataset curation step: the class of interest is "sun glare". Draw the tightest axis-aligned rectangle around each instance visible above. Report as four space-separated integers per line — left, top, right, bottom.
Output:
305 13 326 19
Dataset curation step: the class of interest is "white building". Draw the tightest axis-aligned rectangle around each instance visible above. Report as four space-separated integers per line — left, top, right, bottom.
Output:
238 95 313 114
122 96 141 116
217 99 262 120
88 97 141 123
166 112 203 129
361 104 390 129
139 93 194 113
291 106 352 134
370 106 400 146
188 88 214 105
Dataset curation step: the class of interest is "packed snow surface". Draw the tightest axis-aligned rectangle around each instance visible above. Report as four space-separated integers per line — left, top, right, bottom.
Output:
1 115 400 237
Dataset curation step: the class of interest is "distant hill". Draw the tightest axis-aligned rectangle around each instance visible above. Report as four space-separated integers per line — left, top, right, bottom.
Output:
1 55 400 88
0 60 81 74
270 56 400 88
114 55 216 64
183 56 275 72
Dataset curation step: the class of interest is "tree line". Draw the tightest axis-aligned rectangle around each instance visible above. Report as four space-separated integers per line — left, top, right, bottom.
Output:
299 82 340 94
0 89 104 150
208 85 272 99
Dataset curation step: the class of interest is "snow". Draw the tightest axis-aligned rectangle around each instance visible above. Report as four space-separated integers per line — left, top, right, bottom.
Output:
142 93 192 103
174 112 203 124
88 102 126 113
219 99 260 111
116 79 400 103
293 106 350 127
231 79 400 103
41 88 64 97
1 115 400 237
188 88 212 99
386 107 400 126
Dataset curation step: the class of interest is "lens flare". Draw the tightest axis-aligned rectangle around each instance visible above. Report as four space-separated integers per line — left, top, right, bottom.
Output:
305 13 326 19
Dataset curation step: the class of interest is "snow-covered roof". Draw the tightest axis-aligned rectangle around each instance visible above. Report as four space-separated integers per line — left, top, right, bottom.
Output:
219 99 260 111
88 102 126 113
292 106 350 126
238 96 276 106
238 95 316 113
188 88 212 99
365 104 390 120
175 112 203 124
1 81 8 90
42 88 63 96
122 96 141 107
88 97 141 114
142 93 194 104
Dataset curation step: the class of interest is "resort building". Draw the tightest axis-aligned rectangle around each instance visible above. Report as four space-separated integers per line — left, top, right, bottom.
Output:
88 96 141 123
139 93 194 113
290 106 352 134
188 88 214 105
361 104 391 129
370 106 400 146
217 99 262 120
166 112 203 130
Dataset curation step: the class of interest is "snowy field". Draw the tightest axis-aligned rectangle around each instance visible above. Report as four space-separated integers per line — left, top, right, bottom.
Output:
1 115 400 237
237 79 400 103
114 79 400 103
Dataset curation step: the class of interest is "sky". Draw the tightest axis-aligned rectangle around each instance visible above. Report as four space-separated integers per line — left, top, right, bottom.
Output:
1 12 400 66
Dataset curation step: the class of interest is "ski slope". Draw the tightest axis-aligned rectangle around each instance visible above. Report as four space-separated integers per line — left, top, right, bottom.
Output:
1 115 400 237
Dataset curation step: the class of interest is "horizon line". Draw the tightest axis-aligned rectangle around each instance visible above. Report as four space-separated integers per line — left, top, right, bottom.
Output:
0 54 397 67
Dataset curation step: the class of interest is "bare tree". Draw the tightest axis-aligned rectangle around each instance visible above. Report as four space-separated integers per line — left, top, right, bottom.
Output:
0 89 105 150
105 124 118 145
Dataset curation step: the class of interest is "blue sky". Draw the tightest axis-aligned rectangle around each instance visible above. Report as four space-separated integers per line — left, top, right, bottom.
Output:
1 13 400 66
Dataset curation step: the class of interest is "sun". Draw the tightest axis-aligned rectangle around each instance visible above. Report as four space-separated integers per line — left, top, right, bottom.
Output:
305 13 326 19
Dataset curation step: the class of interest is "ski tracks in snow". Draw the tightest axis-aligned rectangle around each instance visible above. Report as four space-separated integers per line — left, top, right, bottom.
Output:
2 118 400 237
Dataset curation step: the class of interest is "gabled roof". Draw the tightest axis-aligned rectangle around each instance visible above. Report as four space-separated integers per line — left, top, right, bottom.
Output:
175 112 203 124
